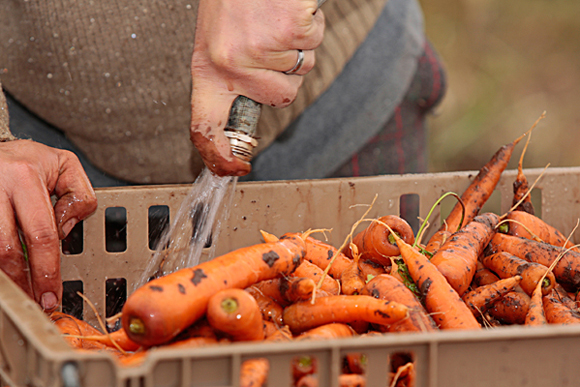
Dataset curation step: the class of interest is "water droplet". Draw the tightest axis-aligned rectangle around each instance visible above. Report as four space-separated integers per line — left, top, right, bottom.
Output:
29 36 35 41
53 32 59 38
7 38 13 44
104 72 110 78
105 108 112 114
131 33 137 39
90 18 95 23
186 4 192 9
46 73 53 79
125 130 131 136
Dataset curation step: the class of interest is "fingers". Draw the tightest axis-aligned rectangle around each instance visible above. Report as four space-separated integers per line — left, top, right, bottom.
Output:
0 192 33 298
190 87 252 176
52 150 98 239
11 172 62 311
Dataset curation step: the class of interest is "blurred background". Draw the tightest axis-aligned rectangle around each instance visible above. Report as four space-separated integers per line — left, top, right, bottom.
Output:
419 0 580 173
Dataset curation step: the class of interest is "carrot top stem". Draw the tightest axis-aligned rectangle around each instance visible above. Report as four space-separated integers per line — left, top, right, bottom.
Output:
221 298 239 314
414 192 464 248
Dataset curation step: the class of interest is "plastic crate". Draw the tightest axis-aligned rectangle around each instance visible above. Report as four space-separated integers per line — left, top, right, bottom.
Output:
2 167 580 387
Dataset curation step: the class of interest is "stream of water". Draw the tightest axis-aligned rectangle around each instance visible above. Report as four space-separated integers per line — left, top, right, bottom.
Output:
134 168 237 291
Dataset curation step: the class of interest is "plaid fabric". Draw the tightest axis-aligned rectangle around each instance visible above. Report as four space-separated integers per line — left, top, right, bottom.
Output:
330 40 446 178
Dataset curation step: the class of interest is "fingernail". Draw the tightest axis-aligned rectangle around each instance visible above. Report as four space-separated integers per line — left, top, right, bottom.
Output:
41 292 58 311
61 219 77 238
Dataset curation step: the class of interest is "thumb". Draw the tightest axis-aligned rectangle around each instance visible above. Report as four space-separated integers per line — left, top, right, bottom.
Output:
190 82 252 177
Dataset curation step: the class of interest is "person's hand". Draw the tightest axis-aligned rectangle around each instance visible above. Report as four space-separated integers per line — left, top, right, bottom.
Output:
190 0 325 176
0 140 97 311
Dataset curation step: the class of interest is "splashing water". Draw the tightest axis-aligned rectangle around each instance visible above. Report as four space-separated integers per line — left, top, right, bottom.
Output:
134 168 237 291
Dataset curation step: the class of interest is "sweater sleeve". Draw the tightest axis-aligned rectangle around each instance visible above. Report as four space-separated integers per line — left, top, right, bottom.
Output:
0 81 17 142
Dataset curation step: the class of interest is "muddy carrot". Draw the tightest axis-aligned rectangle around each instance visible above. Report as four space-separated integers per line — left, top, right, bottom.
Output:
472 261 501 288
525 280 547 326
430 212 500 296
511 126 536 215
488 290 530 325
501 210 579 253
346 215 415 266
424 230 452 255
122 233 305 347
282 295 408 334
362 274 437 332
543 290 580 324
388 228 481 330
487 233 580 289
293 260 340 295
240 358 269 387
481 252 556 296
341 249 367 295
206 288 264 341
552 283 578 311
245 285 285 325
263 321 293 341
435 132 527 234
304 236 353 279
358 259 387 280
462 275 522 317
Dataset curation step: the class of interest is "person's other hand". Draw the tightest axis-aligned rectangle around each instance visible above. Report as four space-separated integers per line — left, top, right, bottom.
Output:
0 140 97 311
190 0 325 176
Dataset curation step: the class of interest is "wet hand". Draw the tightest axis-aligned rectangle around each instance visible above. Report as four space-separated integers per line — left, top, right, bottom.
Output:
0 140 97 311
190 0 325 176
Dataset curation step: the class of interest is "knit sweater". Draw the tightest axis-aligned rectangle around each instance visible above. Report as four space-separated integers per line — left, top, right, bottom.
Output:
0 0 391 183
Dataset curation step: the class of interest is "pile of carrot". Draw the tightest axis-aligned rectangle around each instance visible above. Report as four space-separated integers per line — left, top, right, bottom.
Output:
49 116 580 387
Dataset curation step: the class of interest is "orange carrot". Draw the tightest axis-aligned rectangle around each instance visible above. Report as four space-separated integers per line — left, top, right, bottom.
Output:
501 210 579 253
292 355 318 384
430 212 500 296
122 233 305 347
525 281 547 326
481 252 556 296
462 275 522 317
388 229 481 330
282 295 408 334
488 290 530 325
435 133 526 234
543 290 580 325
472 261 501 288
341 254 367 296
339 373 366 387
206 288 264 341
424 230 452 255
361 274 437 332
346 215 415 266
511 128 535 215
79 327 141 352
304 236 353 279
240 358 269 387
343 353 367 375
293 260 340 295
358 259 387 280
245 285 285 325
295 323 356 341
487 233 580 290
296 374 318 387
118 336 219 367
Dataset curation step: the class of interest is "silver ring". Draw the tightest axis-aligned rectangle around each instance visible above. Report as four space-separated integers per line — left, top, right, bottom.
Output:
284 49 304 75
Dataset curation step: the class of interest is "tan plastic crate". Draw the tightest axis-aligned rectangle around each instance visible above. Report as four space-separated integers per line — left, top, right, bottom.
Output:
2 167 580 387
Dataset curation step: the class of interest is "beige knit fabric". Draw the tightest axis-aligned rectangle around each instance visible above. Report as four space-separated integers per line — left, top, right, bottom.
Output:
0 81 15 141
0 0 387 183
